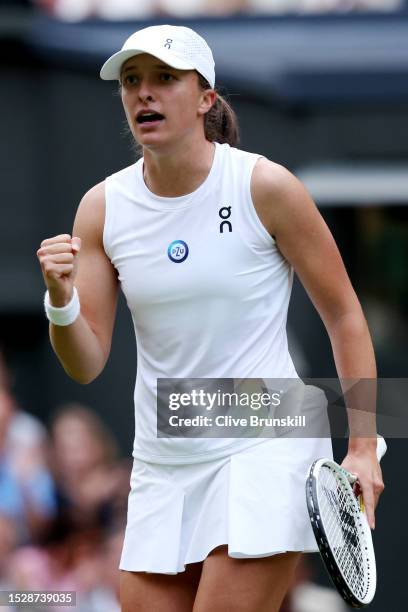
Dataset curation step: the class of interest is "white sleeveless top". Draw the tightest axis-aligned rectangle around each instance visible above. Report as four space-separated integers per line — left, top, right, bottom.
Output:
104 142 299 464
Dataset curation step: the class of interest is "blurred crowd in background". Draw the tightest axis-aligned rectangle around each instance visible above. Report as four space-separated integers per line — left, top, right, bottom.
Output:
0 348 348 612
0 351 129 611
23 0 408 22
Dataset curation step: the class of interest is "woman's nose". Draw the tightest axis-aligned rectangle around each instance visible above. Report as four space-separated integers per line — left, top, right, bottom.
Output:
138 83 154 103
140 93 153 103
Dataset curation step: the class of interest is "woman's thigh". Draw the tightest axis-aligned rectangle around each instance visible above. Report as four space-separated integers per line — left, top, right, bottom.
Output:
193 545 301 612
120 561 203 612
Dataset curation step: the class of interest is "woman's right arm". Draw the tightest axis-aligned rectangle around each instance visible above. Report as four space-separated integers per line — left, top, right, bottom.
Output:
37 181 119 384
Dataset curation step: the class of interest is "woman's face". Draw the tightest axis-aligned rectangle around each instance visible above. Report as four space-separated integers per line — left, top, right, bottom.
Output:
120 53 214 151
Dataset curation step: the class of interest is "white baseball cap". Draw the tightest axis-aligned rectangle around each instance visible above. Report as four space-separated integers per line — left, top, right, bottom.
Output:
100 25 215 88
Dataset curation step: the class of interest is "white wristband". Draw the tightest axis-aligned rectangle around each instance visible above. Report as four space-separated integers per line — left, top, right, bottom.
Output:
44 288 80 326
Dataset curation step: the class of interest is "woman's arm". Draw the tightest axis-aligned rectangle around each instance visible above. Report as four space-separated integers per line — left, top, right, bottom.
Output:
251 158 384 528
37 181 119 384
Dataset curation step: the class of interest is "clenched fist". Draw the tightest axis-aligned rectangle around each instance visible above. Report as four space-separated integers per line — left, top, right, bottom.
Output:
37 234 81 307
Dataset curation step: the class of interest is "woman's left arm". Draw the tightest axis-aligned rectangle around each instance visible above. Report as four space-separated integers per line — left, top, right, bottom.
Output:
251 158 385 529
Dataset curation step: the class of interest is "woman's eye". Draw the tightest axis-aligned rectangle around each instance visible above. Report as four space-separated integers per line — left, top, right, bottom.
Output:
160 73 174 82
123 75 138 85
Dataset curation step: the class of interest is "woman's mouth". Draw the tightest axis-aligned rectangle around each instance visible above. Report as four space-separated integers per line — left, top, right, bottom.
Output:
136 112 165 127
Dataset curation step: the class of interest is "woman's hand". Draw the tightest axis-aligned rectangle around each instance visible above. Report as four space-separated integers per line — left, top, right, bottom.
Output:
341 442 385 530
37 234 81 306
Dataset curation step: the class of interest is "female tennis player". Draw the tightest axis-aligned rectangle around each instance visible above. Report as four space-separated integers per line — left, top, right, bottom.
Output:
37 25 384 612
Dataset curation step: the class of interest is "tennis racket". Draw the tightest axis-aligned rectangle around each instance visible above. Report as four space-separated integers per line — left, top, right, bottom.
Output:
306 436 387 608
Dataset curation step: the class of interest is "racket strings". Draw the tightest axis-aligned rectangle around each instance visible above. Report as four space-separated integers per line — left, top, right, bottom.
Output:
318 467 369 599
323 481 365 596
336 487 364 593
330 484 361 581
322 487 363 594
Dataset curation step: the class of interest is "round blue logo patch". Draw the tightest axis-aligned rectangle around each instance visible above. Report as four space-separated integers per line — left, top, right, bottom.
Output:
167 240 189 263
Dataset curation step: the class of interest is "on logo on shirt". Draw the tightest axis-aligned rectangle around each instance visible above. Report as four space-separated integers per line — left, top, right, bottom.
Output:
219 206 232 233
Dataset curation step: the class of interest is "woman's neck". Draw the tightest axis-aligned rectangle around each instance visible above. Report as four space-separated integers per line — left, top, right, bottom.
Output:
142 139 216 197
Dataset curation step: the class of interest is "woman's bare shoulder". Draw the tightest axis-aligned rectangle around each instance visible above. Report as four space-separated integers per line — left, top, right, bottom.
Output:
74 180 106 240
251 158 304 202
250 158 313 237
78 180 106 215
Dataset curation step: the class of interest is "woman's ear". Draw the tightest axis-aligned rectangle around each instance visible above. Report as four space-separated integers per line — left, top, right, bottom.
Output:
198 90 217 116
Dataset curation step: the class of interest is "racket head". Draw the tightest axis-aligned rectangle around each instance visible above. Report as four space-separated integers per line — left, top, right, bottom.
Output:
306 458 377 608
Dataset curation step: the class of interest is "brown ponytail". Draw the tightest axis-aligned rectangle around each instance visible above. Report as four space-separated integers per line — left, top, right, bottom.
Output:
197 74 240 147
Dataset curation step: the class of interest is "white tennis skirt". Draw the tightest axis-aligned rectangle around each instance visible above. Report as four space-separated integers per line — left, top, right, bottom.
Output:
119 435 333 574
